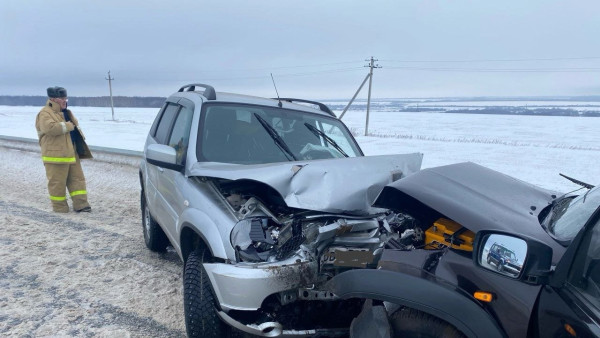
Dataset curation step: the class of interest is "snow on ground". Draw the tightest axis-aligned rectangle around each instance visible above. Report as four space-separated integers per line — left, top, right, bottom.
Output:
0 145 185 337
1 104 598 192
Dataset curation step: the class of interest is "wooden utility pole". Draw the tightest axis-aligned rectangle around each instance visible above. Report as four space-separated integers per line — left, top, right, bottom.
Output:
105 71 115 120
364 57 381 136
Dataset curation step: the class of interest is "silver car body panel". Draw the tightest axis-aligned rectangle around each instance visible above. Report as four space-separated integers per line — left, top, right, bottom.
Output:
188 153 423 215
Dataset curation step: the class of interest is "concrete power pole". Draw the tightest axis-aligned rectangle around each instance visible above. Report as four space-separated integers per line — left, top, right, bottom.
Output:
364 56 381 136
105 71 115 120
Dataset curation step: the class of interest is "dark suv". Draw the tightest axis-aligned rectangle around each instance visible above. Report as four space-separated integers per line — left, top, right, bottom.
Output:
487 242 522 276
325 163 600 338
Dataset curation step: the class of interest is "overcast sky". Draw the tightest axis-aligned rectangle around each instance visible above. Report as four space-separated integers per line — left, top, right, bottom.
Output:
2 0 600 99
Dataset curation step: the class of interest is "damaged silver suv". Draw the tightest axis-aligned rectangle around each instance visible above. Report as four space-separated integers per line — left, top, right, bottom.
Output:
139 84 423 337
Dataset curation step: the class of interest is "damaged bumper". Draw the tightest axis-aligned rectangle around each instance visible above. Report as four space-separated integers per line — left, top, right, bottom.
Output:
204 255 318 311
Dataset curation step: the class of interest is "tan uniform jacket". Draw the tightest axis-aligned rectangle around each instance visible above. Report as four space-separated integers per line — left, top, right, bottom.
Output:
35 100 93 164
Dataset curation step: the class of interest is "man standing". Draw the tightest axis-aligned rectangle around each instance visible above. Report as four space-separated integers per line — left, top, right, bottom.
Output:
35 86 93 213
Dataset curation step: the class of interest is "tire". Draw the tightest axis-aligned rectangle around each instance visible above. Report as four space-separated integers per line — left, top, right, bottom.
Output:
496 260 504 272
184 249 229 338
486 256 491 264
141 190 169 252
390 308 466 338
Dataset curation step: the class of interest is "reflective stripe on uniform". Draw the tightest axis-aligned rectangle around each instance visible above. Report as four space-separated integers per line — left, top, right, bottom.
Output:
70 190 87 196
42 156 76 163
50 195 66 201
60 122 67 134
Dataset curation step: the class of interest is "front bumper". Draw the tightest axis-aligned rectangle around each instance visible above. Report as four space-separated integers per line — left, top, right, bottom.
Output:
203 255 318 311
503 263 521 275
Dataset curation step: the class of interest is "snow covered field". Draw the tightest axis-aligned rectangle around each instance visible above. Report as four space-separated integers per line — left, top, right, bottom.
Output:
1 103 598 192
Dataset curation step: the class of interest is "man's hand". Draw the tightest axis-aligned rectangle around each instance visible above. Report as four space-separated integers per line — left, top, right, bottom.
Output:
65 122 75 131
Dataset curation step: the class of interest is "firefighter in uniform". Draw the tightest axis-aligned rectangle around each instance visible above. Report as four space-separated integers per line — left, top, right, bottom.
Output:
35 86 93 213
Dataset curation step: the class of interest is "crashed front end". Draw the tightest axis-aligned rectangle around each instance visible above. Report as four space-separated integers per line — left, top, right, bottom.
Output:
190 154 424 336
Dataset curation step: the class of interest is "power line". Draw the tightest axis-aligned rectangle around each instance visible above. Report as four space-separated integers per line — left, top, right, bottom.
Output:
190 67 364 81
380 56 600 63
385 66 600 73
191 60 364 73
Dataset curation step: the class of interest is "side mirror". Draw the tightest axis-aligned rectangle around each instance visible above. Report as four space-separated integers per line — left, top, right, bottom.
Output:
146 144 184 171
474 231 553 284
479 234 527 278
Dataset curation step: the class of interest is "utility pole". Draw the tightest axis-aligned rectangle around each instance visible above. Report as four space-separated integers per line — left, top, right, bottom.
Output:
105 71 115 120
338 73 370 120
364 56 381 136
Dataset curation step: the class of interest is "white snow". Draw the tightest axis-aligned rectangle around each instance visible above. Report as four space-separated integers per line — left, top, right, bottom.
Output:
1 103 598 193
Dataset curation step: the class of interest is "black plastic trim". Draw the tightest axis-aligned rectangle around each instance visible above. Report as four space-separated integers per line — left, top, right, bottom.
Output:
324 269 506 338
146 157 184 172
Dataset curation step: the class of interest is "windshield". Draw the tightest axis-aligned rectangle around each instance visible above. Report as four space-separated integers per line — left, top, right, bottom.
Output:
546 187 600 242
495 245 516 260
198 104 362 164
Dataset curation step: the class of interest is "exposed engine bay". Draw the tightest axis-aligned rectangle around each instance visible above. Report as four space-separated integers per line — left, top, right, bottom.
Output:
209 178 475 335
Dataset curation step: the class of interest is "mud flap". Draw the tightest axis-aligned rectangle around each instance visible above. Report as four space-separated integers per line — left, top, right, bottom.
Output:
350 299 391 338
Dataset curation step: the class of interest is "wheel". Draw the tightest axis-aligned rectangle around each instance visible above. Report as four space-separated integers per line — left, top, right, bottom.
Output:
184 249 229 338
390 308 466 338
141 190 169 252
486 256 491 264
496 261 504 272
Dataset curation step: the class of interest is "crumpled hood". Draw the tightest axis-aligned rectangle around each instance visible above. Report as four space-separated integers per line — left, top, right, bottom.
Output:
374 162 564 253
189 153 423 214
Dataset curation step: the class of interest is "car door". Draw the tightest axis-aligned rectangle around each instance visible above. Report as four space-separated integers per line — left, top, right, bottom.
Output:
146 101 181 230
158 99 195 242
536 206 600 338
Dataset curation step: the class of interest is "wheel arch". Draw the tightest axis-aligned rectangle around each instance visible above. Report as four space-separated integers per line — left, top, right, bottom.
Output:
181 225 212 263
179 216 229 264
324 269 506 338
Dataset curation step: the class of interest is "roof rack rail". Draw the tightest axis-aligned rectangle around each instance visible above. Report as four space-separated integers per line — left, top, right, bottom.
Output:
275 98 336 118
178 84 216 100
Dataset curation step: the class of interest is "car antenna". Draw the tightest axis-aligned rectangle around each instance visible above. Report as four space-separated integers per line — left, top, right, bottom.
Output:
270 73 283 108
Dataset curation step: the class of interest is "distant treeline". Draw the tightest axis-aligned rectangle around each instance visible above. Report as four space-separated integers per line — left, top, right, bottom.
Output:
0 96 166 108
445 107 600 117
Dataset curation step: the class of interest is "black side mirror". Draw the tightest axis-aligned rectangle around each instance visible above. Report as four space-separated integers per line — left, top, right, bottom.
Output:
474 231 553 284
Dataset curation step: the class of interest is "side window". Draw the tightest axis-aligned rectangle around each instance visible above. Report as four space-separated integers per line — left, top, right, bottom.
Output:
154 103 180 144
149 104 167 137
167 105 194 165
569 215 600 309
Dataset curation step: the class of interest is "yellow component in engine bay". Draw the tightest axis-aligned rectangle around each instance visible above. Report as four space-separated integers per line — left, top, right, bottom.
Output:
425 218 475 251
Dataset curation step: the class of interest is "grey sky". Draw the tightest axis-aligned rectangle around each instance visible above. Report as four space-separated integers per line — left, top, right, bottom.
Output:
2 0 599 99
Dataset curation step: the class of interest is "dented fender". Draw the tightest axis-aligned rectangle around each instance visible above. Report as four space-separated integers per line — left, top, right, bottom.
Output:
323 268 506 338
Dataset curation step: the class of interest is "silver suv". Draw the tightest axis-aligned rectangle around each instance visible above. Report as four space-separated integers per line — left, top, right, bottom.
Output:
139 84 423 337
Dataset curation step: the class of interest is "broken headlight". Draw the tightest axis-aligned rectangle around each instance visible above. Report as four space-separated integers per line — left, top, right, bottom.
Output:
230 217 304 262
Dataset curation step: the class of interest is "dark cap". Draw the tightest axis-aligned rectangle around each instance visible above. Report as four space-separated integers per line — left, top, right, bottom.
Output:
47 86 67 98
